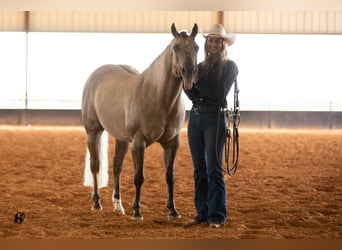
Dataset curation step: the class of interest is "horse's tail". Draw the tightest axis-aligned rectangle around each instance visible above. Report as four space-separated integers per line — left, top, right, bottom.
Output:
83 131 109 188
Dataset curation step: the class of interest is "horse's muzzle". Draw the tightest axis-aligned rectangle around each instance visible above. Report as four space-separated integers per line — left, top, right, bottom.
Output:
183 80 194 90
180 64 196 90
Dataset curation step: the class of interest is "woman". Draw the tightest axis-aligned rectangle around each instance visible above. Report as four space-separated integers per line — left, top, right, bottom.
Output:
183 24 238 229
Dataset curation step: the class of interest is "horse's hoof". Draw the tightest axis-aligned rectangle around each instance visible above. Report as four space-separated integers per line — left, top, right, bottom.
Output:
91 203 103 211
113 208 125 215
131 216 143 221
113 198 125 215
132 213 144 221
168 213 181 221
132 208 143 221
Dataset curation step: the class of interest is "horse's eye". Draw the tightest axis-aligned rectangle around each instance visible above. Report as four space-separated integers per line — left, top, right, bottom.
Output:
173 44 180 52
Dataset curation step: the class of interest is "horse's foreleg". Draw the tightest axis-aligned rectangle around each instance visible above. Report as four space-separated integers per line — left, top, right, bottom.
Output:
162 134 181 220
131 136 146 220
87 130 104 210
112 139 129 215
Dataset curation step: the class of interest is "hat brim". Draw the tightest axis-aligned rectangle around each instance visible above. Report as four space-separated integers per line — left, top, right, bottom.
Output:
203 32 236 46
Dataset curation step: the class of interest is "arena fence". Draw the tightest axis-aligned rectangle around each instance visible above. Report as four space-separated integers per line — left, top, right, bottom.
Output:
0 109 341 129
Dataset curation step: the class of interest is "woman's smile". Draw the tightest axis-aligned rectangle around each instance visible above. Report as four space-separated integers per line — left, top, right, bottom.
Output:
207 37 223 55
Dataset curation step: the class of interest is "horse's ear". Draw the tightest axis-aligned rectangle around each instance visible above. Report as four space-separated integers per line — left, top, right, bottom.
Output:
171 23 179 37
190 23 198 38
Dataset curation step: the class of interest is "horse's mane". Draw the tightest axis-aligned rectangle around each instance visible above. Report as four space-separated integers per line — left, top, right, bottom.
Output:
119 65 139 75
142 30 192 83
142 42 173 78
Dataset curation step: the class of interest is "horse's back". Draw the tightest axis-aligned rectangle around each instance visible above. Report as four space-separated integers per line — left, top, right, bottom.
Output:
82 64 139 134
84 64 138 90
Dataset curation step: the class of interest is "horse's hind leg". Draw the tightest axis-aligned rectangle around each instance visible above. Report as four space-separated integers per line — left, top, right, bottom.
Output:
86 127 104 210
112 139 129 215
161 134 181 220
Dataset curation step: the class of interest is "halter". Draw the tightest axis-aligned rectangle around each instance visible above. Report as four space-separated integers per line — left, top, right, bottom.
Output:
223 79 240 176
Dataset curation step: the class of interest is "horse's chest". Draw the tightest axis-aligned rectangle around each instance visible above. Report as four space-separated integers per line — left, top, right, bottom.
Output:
128 101 184 144
141 120 178 145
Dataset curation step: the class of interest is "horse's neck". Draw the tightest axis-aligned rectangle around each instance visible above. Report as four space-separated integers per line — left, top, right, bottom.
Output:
141 48 182 107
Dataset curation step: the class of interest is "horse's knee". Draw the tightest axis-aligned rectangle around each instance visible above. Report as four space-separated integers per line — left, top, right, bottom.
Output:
131 137 146 188
134 174 144 187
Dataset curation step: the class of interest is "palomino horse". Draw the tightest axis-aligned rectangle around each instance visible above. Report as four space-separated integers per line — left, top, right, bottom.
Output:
82 23 199 220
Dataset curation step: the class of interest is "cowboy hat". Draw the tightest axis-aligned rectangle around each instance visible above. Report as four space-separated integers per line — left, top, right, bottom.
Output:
203 24 236 46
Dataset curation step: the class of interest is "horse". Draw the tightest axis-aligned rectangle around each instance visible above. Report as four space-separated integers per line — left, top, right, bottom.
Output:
81 23 199 221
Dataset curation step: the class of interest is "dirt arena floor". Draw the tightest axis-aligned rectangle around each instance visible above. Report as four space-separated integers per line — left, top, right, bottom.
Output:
0 125 341 239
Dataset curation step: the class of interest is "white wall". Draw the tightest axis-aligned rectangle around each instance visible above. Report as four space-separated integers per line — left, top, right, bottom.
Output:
0 32 341 111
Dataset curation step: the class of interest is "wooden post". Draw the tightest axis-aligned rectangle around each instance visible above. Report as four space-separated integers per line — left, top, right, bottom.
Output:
24 11 29 109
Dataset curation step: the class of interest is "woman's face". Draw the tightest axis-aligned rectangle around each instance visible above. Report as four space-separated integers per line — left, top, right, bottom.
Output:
207 36 223 55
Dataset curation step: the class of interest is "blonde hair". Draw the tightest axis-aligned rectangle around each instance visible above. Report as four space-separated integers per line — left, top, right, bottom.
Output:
203 38 229 80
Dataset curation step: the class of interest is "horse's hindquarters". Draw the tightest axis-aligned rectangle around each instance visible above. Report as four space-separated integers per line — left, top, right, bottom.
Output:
84 65 140 141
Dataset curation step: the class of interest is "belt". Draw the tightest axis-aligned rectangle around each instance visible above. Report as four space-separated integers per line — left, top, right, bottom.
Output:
192 105 221 115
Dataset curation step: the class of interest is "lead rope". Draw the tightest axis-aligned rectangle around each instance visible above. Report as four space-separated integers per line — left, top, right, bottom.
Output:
224 80 240 176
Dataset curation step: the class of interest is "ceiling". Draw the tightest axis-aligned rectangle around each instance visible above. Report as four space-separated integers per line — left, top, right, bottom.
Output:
0 1 341 34
0 0 341 11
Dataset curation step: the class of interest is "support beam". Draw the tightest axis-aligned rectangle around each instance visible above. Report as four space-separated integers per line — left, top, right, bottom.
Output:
24 11 29 109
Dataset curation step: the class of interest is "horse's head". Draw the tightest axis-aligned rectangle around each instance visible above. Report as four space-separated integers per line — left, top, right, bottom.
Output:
171 23 199 90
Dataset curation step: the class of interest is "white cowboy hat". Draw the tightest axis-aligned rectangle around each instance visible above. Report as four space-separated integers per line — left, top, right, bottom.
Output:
203 24 236 46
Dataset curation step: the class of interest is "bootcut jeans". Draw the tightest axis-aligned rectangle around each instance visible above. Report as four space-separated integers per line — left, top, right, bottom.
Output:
187 108 227 225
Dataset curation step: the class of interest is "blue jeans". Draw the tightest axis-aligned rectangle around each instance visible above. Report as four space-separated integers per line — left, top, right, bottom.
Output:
187 108 227 225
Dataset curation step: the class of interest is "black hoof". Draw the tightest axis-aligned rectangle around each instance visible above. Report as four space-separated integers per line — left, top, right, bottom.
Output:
132 209 143 221
92 202 103 211
131 215 144 221
168 212 181 221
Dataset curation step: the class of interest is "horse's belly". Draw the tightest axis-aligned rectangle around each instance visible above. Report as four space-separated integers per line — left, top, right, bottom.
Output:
96 104 132 142
107 127 132 142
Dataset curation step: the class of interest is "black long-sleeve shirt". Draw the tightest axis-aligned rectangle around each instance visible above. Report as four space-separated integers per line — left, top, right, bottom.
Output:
184 59 238 109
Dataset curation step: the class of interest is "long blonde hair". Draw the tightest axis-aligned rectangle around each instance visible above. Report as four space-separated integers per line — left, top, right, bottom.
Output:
203 38 229 80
